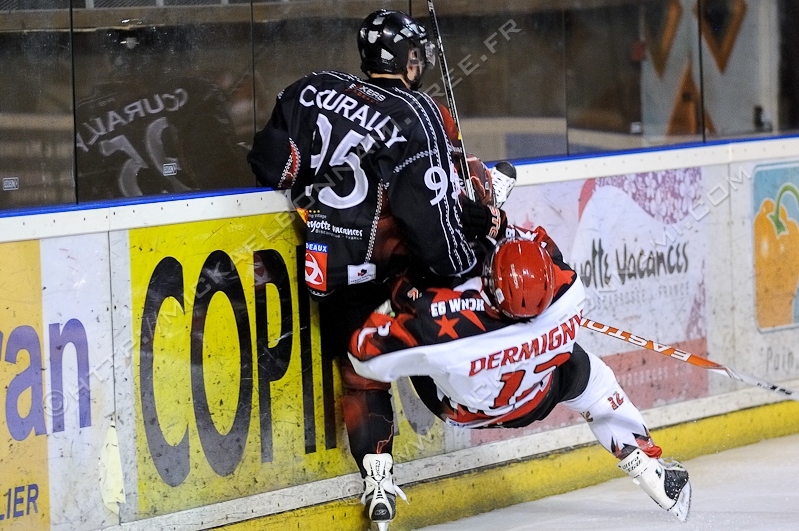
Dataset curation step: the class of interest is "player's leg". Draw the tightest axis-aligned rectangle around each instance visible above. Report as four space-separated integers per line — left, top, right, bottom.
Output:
489 161 516 207
360 452 407 531
616 446 691 521
318 283 403 527
561 345 659 457
339 357 395 470
561 345 691 521
340 358 406 528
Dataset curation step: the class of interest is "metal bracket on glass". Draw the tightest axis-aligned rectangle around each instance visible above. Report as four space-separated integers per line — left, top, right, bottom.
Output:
114 18 147 30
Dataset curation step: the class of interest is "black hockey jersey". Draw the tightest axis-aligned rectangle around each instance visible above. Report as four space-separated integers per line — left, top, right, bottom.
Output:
75 76 251 201
248 71 476 296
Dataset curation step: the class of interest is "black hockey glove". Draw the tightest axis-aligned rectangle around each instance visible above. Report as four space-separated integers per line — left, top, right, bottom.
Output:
459 196 508 242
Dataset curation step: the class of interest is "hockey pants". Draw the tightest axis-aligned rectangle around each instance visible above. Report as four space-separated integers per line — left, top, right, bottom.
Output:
562 350 662 459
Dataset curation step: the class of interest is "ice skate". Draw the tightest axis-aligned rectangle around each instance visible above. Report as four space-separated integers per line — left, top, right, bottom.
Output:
617 448 691 522
490 161 516 207
361 454 407 530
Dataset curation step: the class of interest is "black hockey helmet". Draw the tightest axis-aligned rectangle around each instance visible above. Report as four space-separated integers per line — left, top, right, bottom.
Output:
358 10 436 80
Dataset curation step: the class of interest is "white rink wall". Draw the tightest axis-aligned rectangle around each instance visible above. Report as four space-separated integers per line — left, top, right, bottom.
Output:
0 136 798 530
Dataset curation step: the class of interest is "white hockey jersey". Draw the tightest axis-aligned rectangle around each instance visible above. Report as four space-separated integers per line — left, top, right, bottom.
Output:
349 275 586 428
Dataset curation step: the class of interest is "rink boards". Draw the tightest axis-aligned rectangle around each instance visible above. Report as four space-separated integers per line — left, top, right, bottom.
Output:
1 138 799 530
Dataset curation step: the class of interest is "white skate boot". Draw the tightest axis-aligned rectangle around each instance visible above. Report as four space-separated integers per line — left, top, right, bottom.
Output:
361 454 407 531
617 448 692 522
489 161 516 207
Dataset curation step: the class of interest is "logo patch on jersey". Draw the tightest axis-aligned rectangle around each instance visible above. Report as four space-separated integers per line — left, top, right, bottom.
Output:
347 82 386 102
305 242 328 291
406 287 421 301
430 297 486 317
347 263 376 285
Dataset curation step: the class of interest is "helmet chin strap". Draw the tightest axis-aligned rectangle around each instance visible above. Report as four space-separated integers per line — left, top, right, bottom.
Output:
408 65 428 90
405 48 426 90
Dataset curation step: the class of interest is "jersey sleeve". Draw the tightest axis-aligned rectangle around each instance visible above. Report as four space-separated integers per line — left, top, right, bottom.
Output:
435 101 462 152
247 79 305 190
388 96 476 277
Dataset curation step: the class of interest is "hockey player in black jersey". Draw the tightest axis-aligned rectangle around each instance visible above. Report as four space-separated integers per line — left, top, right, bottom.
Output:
248 12 497 295
247 9 510 530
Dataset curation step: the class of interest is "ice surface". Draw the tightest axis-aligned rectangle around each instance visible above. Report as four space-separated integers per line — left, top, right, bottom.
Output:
414 433 799 531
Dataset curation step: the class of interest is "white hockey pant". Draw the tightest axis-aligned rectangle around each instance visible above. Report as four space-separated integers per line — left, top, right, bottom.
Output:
562 350 655 458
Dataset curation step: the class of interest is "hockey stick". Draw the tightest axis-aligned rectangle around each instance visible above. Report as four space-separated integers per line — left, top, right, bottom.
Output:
426 0 475 200
580 317 799 402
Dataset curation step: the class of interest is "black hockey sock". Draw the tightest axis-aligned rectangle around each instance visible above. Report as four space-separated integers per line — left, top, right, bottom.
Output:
342 389 395 477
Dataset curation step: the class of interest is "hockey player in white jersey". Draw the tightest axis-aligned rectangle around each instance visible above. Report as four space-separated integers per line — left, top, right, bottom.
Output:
349 228 691 528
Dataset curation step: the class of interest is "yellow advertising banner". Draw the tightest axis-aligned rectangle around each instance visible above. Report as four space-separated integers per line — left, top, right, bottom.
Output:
129 213 356 516
0 240 50 529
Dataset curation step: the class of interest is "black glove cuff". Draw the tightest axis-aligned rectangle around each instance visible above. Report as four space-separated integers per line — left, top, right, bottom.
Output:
485 205 507 240
460 197 508 242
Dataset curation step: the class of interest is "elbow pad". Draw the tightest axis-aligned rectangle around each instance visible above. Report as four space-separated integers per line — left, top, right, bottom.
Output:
247 127 299 189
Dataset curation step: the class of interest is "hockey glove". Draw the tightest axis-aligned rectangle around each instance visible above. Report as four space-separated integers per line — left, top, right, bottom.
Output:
459 196 508 242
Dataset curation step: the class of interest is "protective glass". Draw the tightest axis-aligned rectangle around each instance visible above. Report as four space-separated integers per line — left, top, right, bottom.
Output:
423 40 437 69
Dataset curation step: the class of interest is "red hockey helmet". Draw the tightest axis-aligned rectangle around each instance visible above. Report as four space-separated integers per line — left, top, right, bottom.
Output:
483 238 556 318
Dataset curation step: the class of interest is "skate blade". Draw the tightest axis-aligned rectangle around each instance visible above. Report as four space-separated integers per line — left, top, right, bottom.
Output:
668 480 692 522
374 521 390 531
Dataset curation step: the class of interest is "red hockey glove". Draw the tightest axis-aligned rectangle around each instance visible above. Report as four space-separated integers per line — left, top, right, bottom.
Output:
465 154 494 207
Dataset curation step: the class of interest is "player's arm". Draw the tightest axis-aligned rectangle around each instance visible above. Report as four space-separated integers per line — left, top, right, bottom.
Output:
434 100 463 159
247 81 304 190
435 105 510 243
435 101 517 208
389 127 477 278
434 100 493 209
459 195 508 242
